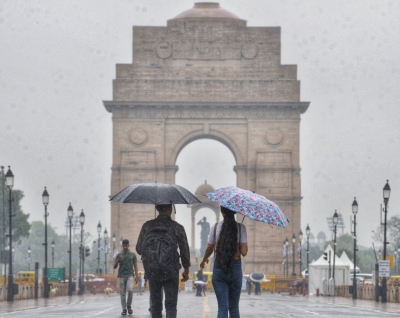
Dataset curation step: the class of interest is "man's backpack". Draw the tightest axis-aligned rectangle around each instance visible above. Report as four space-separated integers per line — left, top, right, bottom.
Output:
141 225 180 282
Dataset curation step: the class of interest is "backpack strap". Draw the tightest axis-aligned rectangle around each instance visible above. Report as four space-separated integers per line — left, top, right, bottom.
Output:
213 223 218 256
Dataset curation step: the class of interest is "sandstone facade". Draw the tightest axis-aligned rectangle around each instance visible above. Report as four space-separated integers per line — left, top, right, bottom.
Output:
104 3 309 274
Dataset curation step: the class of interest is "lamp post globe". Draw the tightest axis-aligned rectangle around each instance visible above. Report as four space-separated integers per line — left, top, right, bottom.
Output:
80 210 85 226
5 166 14 188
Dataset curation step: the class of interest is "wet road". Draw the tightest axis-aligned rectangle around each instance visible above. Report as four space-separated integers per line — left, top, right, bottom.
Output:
0 292 399 317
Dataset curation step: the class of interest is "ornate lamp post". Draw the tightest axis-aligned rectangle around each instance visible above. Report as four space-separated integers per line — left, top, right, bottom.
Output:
42 187 50 298
285 238 289 277
112 233 116 273
306 224 310 278
104 228 108 274
352 197 358 299
299 230 303 275
5 166 14 302
1 166 5 287
79 210 85 295
292 234 296 276
67 203 73 296
28 246 31 271
97 222 102 274
332 210 338 294
382 180 391 303
51 240 55 268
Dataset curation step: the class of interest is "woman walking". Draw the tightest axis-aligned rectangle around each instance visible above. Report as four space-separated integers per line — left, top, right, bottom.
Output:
200 206 248 318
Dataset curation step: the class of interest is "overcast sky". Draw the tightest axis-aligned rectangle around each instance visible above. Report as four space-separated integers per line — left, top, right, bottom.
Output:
1 0 399 250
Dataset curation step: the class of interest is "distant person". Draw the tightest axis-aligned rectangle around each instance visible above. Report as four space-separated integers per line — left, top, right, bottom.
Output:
136 204 190 318
254 281 261 295
114 239 138 316
246 277 252 295
200 206 248 318
196 268 204 296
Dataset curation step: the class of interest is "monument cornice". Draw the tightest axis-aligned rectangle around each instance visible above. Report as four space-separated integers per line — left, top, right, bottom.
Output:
103 100 310 114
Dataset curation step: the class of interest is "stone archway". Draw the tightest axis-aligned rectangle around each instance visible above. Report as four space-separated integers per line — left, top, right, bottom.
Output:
104 2 309 274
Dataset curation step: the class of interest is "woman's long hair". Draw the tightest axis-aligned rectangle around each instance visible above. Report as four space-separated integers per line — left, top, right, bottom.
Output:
215 206 238 272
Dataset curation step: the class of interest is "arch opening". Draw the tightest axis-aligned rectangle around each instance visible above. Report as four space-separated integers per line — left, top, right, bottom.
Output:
174 139 237 253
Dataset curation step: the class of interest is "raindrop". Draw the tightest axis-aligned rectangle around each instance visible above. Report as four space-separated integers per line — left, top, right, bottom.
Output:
10 103 16 109
79 165 84 171
23 145 28 150
84 138 89 144
142 7 147 12
47 156 53 161
96 49 102 55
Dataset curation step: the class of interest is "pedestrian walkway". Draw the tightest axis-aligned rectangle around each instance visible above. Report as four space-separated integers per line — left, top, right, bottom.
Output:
1 292 399 317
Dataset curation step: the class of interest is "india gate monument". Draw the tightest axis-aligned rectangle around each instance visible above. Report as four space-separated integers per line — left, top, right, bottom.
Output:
104 2 309 274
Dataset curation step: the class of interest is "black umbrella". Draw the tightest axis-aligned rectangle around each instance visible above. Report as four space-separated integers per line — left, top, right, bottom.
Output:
250 272 265 283
109 182 201 205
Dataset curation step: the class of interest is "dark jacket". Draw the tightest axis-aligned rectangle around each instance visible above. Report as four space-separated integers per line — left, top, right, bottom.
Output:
136 214 191 269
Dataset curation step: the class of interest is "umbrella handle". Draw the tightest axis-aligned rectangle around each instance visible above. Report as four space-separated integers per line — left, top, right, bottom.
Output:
242 215 245 223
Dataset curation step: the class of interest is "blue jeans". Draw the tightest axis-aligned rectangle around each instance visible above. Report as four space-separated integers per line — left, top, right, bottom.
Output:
212 259 242 318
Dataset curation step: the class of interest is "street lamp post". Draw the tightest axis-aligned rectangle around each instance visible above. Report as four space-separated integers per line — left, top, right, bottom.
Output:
51 240 55 268
112 233 116 274
395 250 398 276
42 187 50 298
97 222 102 274
292 234 296 276
79 210 85 295
1 166 5 287
67 203 73 296
299 230 303 275
332 210 338 295
352 197 358 300
28 246 31 271
104 229 108 274
285 238 289 277
5 166 14 302
306 224 310 278
382 180 391 303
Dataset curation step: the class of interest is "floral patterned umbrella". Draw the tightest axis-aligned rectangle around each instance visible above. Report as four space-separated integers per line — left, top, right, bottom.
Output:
204 186 289 228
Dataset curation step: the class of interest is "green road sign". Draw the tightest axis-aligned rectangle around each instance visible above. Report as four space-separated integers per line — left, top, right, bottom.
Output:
47 268 65 282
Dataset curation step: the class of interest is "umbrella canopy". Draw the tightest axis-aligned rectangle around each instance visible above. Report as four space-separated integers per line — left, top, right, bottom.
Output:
250 272 265 283
204 186 289 227
194 281 207 285
110 182 201 205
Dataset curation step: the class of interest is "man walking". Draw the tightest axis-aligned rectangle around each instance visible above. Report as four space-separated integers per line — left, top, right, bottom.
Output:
114 239 138 316
136 204 190 318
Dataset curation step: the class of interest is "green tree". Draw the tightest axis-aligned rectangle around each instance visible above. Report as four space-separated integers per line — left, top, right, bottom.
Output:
0 171 30 245
12 221 95 276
